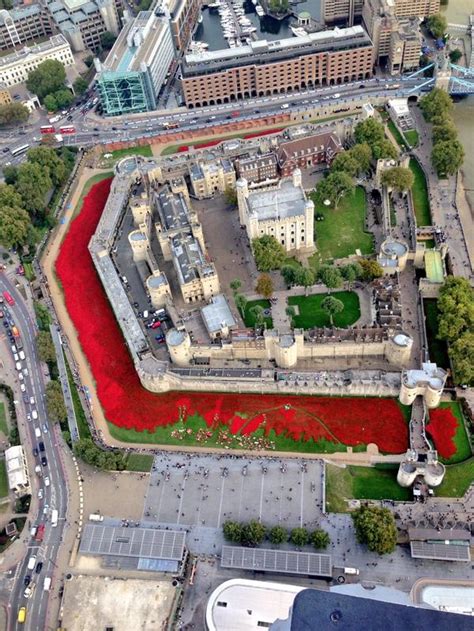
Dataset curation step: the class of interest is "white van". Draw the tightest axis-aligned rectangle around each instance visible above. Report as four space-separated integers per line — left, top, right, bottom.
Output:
34 427 41 439
43 577 51 591
32 410 38 421
19 350 25 361
27 555 36 570
30 396 35 405
15 362 22 371
13 353 19 362
89 513 104 522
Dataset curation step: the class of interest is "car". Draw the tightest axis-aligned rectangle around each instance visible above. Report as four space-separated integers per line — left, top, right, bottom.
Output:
17 607 26 624
94 127 99 131
30 396 35 405
33 447 38 457
42 424 48 434
151 321 161 329
3 321 8 328
42 503 49 515
1 147 8 153
35 562 43 574
24 584 35 599
67 115 73 121
20 383 26 392
26 413 31 422
23 368 29 377
44 477 50 487
41 456 48 467
27 556 36 571
19 350 25 360
38 489 44 500
18 372 24 381
23 575 31 587
23 394 29 403
39 441 45 452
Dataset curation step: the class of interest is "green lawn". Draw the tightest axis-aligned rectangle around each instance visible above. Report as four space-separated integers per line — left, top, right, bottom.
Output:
309 186 374 264
102 145 152 161
404 129 419 147
325 463 410 512
436 458 474 498
243 299 273 328
423 299 449 368
125 453 154 472
0 459 8 498
23 262 36 282
0 402 8 436
419 238 435 249
387 120 406 150
288 291 360 329
409 158 432 226
431 402 472 465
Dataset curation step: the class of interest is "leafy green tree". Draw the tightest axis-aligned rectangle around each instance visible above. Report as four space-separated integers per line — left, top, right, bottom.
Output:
26 59 66 101
318 265 343 291
36 330 56 363
252 235 287 272
310 528 330 549
73 76 89 95
0 102 29 126
432 120 458 145
43 94 58 112
15 162 52 220
268 0 289 13
0 182 23 208
54 89 74 110
381 167 414 193
321 295 344 325
350 143 372 175
45 380 67 423
100 31 116 50
241 520 266 546
250 304 265 328
255 273 274 298
296 267 315 294
431 139 465 176
224 186 237 206
230 278 242 293
437 276 474 343
354 118 385 146
0 0 13 9
426 13 447 38
419 88 453 122
74 438 126 470
290 527 308 547
341 262 362 287
268 525 288 545
372 138 398 161
34 302 52 331
331 151 359 177
223 520 243 543
449 48 462 63
315 171 354 208
358 258 383 281
281 265 298 286
234 293 248 319
27 146 66 187
3 165 18 185
0 204 31 249
449 332 474 385
352 504 397 555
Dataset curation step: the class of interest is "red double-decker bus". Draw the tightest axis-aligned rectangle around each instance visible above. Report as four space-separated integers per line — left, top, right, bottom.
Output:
59 125 76 135
2 291 14 306
40 125 55 134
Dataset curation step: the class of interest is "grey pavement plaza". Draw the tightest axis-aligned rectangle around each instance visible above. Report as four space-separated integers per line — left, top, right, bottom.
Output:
143 453 324 553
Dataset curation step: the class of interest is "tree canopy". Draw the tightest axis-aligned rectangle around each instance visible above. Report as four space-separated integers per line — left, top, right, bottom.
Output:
73 76 89 96
310 528 330 549
341 262 362 285
252 235 287 271
74 438 126 470
255 273 274 298
449 332 474 386
0 184 30 249
100 31 117 50
15 162 52 219
437 276 474 343
0 102 29 127
431 139 465 177
354 118 385 146
45 380 67 423
432 120 458 145
358 258 383 281
315 171 354 208
268 525 288 544
352 504 397 555
419 88 453 122
381 167 414 193
318 265 343 290
290 527 309 547
426 13 447 39
26 59 66 101
321 295 344 325
27 146 67 187
36 330 56 363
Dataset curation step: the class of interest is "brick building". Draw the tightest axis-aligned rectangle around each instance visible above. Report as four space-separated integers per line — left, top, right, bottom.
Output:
277 132 342 177
234 153 279 185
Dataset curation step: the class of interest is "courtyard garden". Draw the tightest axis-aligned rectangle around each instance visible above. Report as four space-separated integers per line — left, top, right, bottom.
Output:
309 186 374 265
243 299 273 329
409 158 431 226
426 402 472 464
54 177 410 454
288 291 360 329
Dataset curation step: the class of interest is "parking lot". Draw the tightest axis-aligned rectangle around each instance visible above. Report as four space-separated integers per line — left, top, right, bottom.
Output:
143 452 324 553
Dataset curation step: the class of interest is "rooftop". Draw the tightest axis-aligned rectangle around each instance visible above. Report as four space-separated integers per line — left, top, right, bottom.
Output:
221 546 332 577
172 234 214 285
0 35 70 69
155 188 191 233
246 178 307 221
403 362 447 390
201 294 236 334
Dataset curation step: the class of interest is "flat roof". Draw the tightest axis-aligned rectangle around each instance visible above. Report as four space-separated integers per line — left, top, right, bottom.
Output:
80 524 186 562
221 546 332 577
0 35 69 69
408 527 471 542
201 294 236 334
410 541 471 562
247 179 307 221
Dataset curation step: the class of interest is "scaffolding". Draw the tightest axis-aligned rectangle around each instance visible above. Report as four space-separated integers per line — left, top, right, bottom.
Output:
97 70 152 116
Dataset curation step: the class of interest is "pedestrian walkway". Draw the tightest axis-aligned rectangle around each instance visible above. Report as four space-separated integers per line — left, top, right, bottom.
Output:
50 324 79 442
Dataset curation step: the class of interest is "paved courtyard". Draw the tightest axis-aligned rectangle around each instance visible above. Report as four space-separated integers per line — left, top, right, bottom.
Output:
143 453 324 552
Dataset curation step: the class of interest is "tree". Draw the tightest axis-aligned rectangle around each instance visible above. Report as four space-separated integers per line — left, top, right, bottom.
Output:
43 94 58 112
381 167 414 193
0 102 29 127
15 162 52 220
437 276 474 343
426 13 447 39
318 265 343 291
268 525 288 545
27 146 67 187
290 527 308 547
268 0 289 13
449 332 474 386
250 304 265 328
359 258 383 281
321 295 344 325
3 165 18 186
419 88 453 122
331 151 359 177
54 89 74 110
310 528 330 549
351 504 397 555
255 273 274 299
0 205 31 249
372 138 398 161
74 438 125 470
224 186 237 207
315 171 354 208
234 293 248 319
281 265 298 286
223 520 243 543
449 48 462 63
296 267 315 294
73 76 89 95
45 380 67 423
350 143 372 175
341 262 362 287
354 118 385 146
34 302 52 331
100 31 116 50
36 331 56 363
241 520 266 546
252 235 287 272
431 139 465 176
286 305 296 327
432 120 458 145
26 59 66 101
230 278 242 294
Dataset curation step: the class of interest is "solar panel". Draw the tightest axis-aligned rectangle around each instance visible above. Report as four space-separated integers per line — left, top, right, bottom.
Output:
80 524 186 562
221 546 332 577
410 541 471 562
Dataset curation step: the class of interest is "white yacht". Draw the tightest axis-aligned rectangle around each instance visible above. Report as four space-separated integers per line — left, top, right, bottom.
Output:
255 5 264 16
290 26 308 37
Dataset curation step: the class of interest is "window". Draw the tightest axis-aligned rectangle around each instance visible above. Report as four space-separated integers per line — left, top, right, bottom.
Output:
217 602 227 608
257 623 271 628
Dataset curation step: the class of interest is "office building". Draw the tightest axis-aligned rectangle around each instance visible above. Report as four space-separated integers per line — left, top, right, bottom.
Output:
0 5 53 51
277 131 342 176
235 153 279 185
167 0 201 51
96 11 174 115
322 0 364 26
388 19 422 74
5 446 30 497
0 34 73 88
181 26 373 108
237 169 315 254
189 159 236 199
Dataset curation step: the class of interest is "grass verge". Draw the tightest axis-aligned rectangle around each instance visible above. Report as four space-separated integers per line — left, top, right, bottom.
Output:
65 358 91 440
431 401 472 465
243 299 273 328
125 453 154 472
288 291 360 329
436 458 474 498
101 145 152 162
0 459 8 498
409 158 431 226
0 403 8 436
404 129 419 147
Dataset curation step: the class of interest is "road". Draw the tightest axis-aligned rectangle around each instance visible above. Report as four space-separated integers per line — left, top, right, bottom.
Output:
0 273 68 631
